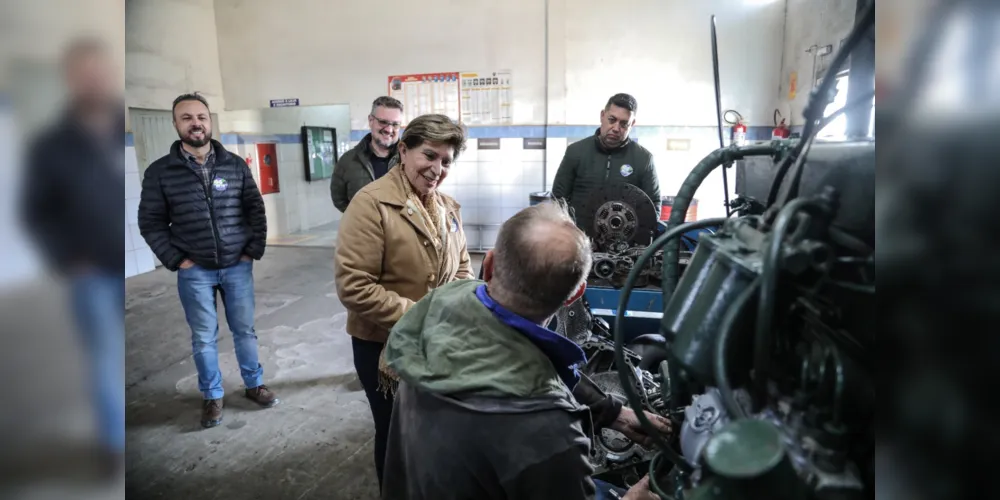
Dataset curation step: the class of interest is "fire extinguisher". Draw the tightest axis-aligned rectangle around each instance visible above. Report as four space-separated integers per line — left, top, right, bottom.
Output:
772 109 791 139
724 110 747 147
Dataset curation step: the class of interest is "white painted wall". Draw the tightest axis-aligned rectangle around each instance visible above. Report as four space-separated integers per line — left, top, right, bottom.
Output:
214 0 785 127
778 0 857 125
0 0 125 79
559 0 786 126
219 105 352 237
125 0 226 111
214 0 546 128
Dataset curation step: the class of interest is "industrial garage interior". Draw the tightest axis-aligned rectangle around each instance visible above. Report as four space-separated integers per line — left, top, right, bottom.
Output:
12 0 982 499
118 1 869 495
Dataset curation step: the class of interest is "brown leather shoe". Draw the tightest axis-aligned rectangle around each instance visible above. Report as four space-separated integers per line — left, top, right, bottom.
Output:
201 398 223 428
245 385 280 408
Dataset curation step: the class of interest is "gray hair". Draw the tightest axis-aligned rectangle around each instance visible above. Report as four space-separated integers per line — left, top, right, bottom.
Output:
371 96 403 115
491 200 593 319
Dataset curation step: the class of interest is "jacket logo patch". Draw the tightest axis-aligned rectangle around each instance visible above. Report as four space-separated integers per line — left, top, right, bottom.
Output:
212 178 228 192
620 164 634 177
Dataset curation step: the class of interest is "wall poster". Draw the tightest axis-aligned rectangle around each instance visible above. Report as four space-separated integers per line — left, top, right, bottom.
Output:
460 71 512 125
386 70 514 126
387 72 461 125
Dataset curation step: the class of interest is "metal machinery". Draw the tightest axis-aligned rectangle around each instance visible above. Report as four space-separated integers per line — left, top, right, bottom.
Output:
556 3 875 498
577 183 709 344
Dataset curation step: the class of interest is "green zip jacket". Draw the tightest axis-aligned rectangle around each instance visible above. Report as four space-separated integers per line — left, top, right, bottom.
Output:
329 133 397 213
551 131 661 221
382 279 621 500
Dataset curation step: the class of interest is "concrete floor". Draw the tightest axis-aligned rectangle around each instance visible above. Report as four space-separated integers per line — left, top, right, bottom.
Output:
267 221 340 249
126 246 482 499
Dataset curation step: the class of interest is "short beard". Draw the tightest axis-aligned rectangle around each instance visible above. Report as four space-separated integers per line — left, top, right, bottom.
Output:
373 136 397 151
600 134 624 149
180 130 211 148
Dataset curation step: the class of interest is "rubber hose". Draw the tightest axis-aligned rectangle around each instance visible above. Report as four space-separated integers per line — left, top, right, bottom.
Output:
714 278 761 420
615 218 726 472
766 0 875 209
753 198 819 406
662 144 777 302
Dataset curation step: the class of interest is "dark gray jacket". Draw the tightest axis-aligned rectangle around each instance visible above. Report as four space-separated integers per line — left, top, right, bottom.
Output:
551 131 661 220
22 110 126 274
330 133 397 212
383 382 599 500
381 280 622 500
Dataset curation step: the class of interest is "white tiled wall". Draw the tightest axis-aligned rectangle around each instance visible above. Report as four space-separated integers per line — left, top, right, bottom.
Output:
221 104 351 238
125 142 157 278
350 137 548 251
343 126 736 251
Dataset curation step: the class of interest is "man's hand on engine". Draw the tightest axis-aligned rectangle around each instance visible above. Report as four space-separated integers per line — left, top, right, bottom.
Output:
622 475 659 500
611 407 672 447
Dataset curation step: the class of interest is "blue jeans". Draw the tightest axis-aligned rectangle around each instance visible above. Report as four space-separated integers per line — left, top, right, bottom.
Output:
70 273 125 454
594 478 629 500
177 260 263 400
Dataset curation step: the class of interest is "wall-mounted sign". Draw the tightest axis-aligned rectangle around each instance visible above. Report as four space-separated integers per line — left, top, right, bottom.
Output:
477 138 501 150
523 138 546 150
667 139 691 151
270 98 300 108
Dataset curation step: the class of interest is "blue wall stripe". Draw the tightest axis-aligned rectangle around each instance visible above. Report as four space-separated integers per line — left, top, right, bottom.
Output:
349 125 776 143
206 125 780 148
125 132 134 147
218 133 301 145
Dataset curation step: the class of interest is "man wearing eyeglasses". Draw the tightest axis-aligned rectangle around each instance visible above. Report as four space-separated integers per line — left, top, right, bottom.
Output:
330 96 404 212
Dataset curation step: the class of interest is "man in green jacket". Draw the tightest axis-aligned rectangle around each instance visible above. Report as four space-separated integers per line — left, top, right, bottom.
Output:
551 93 661 225
330 96 403 212
381 200 669 500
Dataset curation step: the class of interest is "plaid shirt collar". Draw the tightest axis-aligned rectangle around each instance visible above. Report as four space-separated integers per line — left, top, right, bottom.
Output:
180 144 216 188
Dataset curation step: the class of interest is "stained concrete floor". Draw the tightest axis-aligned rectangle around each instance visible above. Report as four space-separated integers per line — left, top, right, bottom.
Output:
126 246 482 499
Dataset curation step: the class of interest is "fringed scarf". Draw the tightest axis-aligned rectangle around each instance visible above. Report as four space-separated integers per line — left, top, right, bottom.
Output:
376 168 450 396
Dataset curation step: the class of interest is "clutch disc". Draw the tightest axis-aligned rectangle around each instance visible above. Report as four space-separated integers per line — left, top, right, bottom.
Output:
577 183 658 252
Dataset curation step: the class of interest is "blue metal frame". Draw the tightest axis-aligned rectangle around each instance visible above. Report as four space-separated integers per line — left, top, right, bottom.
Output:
584 221 722 342
584 286 663 343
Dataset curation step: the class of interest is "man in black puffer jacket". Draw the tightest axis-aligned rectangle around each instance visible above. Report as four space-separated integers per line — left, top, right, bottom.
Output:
139 93 279 429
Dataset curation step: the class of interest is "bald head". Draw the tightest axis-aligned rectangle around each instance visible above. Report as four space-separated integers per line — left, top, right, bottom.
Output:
488 201 593 320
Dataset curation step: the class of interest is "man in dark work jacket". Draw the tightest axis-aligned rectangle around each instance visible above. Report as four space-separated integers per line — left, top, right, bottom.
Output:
381 201 669 500
552 93 661 226
138 93 279 429
330 96 403 212
21 37 126 477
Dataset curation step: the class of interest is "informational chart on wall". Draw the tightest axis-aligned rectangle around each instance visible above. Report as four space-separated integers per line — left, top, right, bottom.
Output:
387 70 513 126
387 72 461 125
460 71 512 125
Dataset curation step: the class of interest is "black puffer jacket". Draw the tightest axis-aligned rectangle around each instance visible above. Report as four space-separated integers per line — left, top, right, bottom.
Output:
138 140 267 271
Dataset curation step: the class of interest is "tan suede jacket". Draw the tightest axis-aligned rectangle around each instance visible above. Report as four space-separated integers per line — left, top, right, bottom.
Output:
335 166 474 343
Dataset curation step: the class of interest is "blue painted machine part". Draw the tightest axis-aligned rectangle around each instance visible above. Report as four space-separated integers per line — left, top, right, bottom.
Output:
656 220 719 251
585 222 720 342
585 286 663 343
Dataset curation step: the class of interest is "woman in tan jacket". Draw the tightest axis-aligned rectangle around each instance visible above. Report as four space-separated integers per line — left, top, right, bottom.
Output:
334 113 473 488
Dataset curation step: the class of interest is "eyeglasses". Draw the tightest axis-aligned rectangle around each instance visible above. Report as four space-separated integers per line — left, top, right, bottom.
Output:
370 115 402 129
